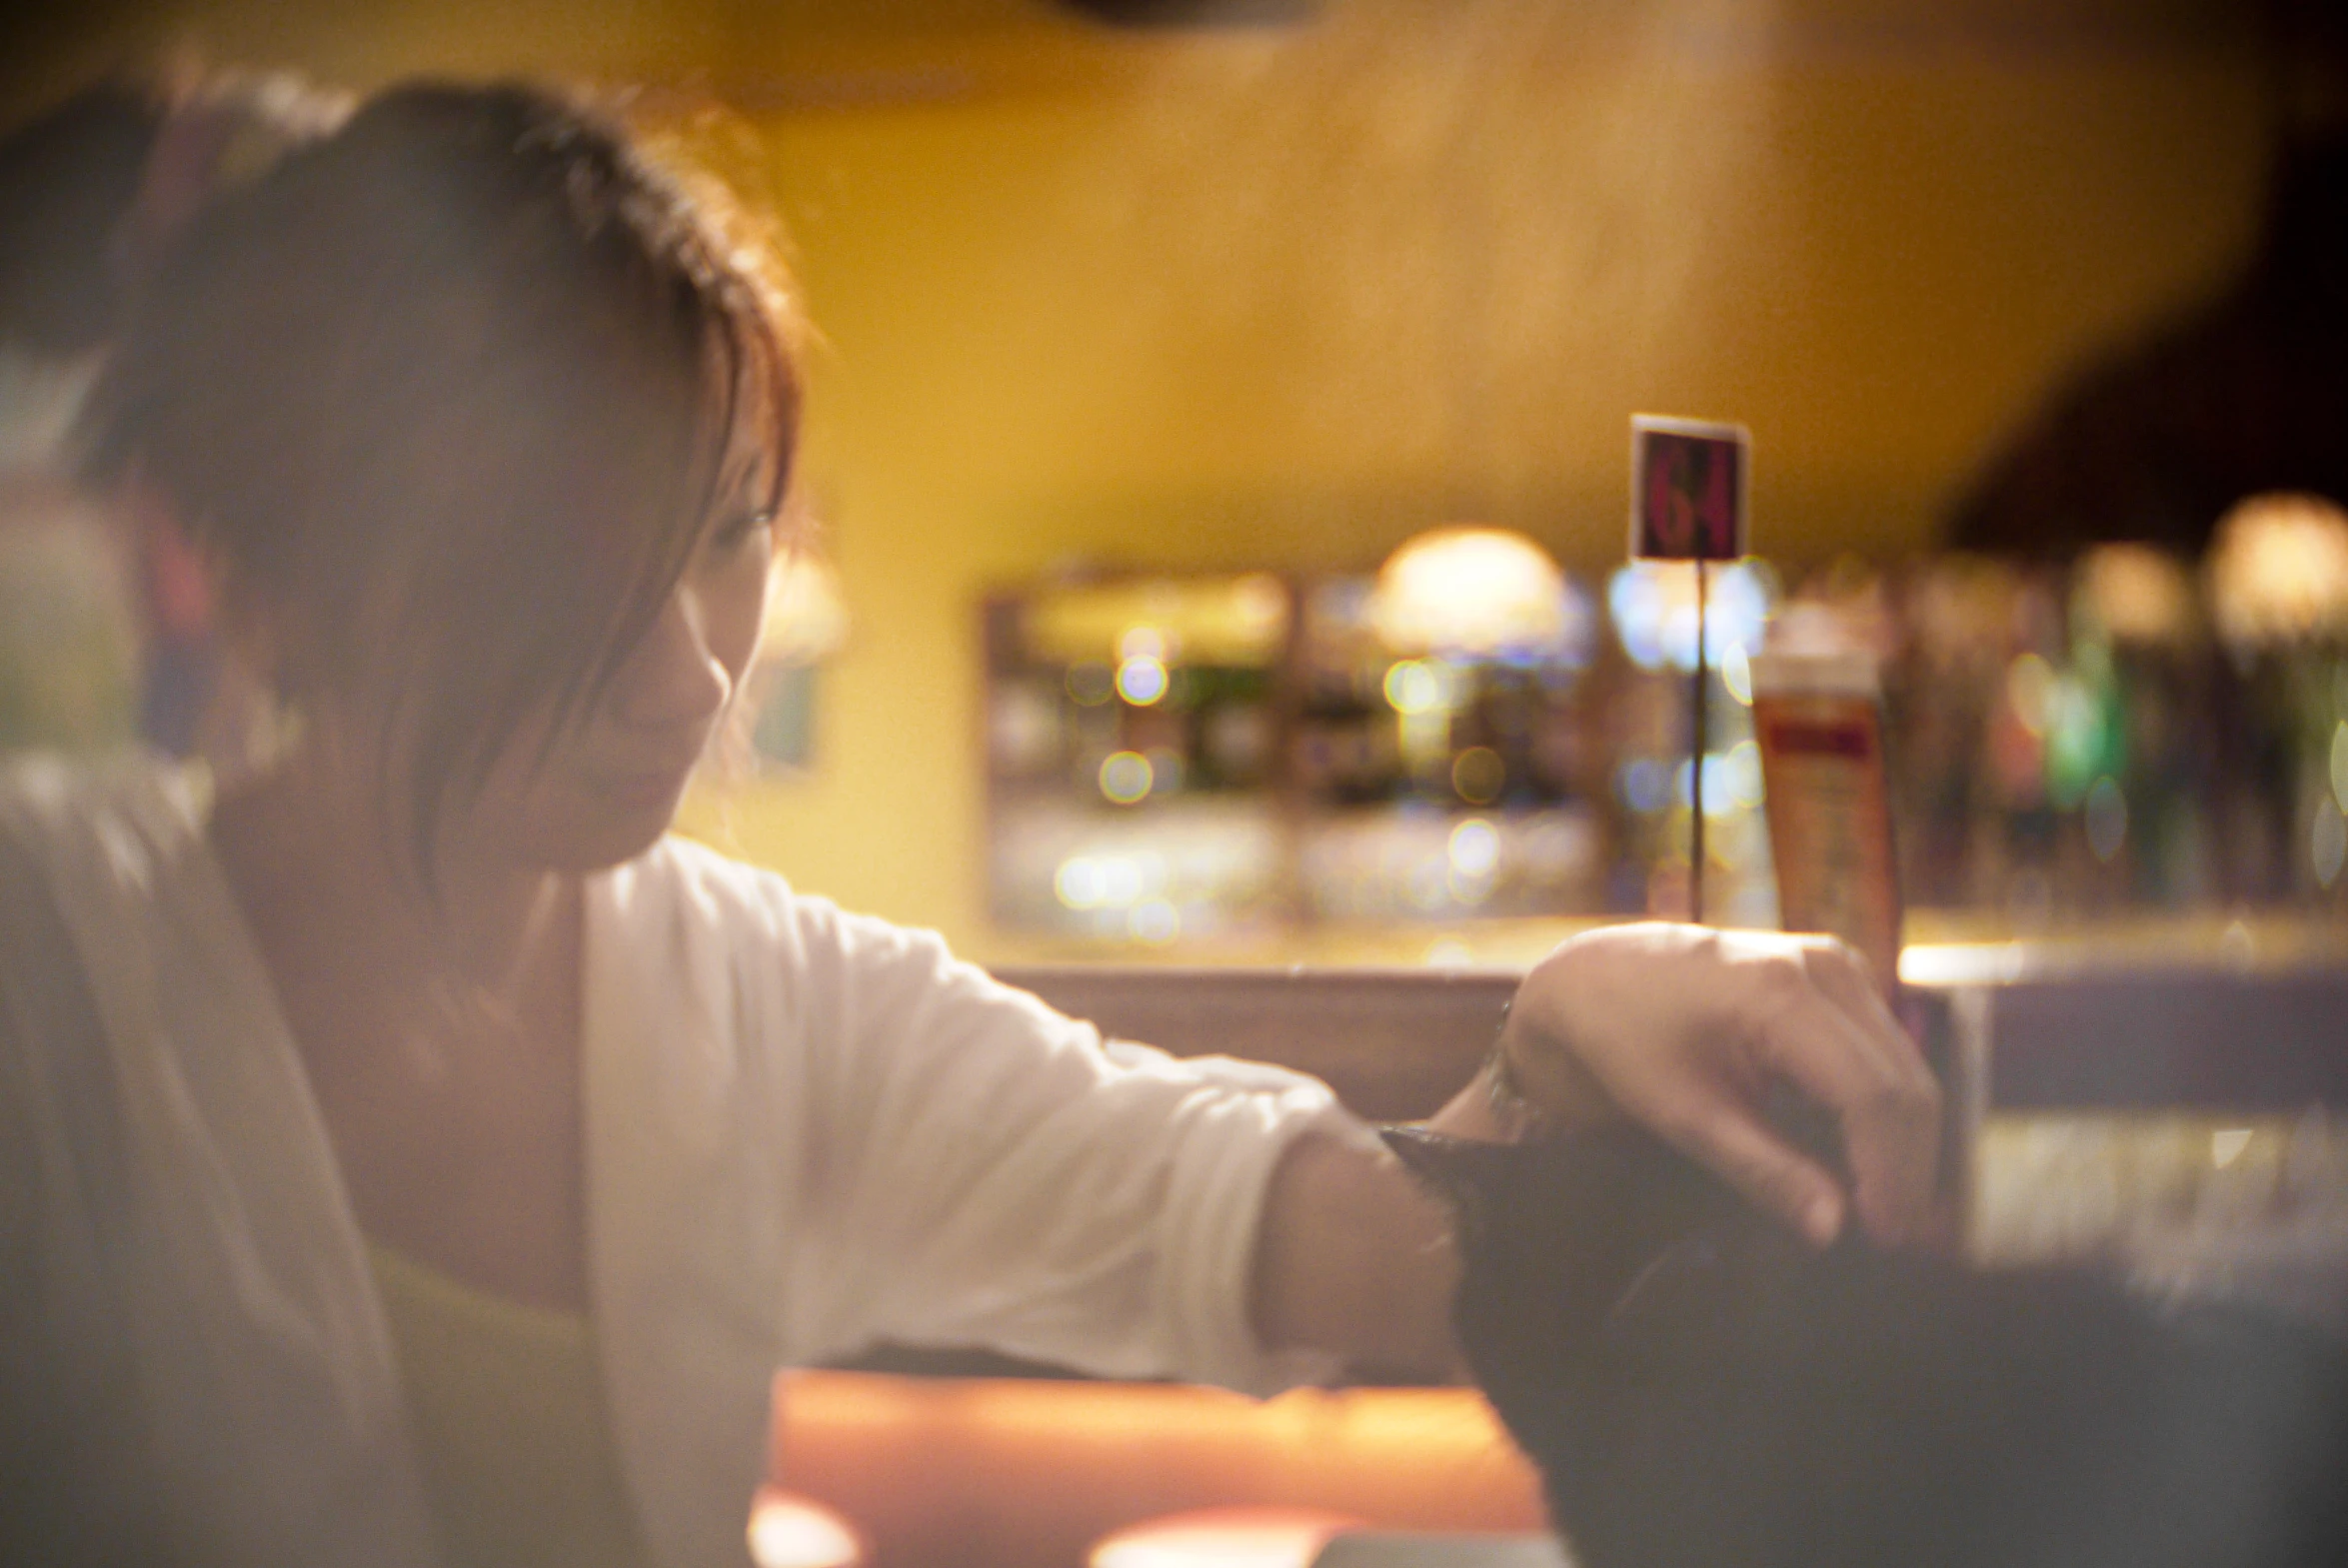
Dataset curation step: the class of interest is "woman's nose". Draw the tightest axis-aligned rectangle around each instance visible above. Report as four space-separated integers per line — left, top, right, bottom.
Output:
612 584 732 731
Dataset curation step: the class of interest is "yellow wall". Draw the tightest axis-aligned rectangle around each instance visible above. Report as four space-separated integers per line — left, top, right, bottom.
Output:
11 1 2277 948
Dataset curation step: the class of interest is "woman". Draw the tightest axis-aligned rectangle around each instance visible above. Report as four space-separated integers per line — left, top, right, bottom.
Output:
0 81 1939 1568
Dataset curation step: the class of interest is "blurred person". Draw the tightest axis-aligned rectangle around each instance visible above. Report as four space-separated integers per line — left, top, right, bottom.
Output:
0 80 161 758
0 69 343 762
0 82 1937 1568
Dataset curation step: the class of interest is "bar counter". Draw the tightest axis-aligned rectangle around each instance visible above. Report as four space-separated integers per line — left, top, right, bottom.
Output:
985 912 2348 1318
763 919 2348 1568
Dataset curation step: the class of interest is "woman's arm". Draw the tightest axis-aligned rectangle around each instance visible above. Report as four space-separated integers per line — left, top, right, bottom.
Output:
1249 923 1942 1374
1249 1129 1463 1379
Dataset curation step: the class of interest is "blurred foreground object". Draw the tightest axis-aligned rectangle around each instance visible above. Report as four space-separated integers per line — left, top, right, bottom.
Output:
0 480 137 751
0 80 160 360
768 1370 1541 1568
1092 1507 1363 1568
0 69 344 763
748 1491 866 1568
0 81 163 758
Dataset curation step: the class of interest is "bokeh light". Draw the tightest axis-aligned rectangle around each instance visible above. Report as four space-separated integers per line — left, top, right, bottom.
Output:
1383 660 1443 715
1100 752 1155 804
2006 654 2054 737
1724 739 1764 808
1130 899 1180 943
2206 493 2348 648
1450 745 1504 803
2316 802 2346 890
1617 758 1672 814
1056 856 1108 908
1721 643 1753 706
1370 526 1571 658
1607 560 1775 672
1091 1507 1361 1568
1447 817 1500 878
747 1492 864 1568
1674 753 1747 818
1117 655 1170 706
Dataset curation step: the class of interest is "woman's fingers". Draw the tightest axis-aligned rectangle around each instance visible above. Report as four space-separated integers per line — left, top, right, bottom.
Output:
1499 923 1944 1250
1796 939 1911 1056
1808 942 1944 1243
1655 1094 1846 1247
1748 955 1941 1244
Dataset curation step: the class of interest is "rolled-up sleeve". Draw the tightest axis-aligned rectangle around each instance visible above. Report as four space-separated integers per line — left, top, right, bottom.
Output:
769 894 1356 1395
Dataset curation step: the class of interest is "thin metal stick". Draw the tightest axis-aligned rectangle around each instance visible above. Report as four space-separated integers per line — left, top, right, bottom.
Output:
1691 561 1707 922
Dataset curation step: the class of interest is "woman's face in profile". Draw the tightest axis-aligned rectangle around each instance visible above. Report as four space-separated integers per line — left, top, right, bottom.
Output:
460 496 779 876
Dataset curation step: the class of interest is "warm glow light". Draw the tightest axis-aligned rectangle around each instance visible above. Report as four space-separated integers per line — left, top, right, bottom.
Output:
1027 581 1288 668
1130 898 1180 943
1092 1507 1363 1568
1383 660 1442 715
1371 526 1568 657
768 1370 1548 1560
1057 856 1109 908
761 551 851 664
2075 543 2196 645
748 1491 864 1568
2006 654 2054 737
1607 560 1774 672
1673 754 1747 818
2207 493 2348 648
1721 643 1753 706
1447 817 1500 878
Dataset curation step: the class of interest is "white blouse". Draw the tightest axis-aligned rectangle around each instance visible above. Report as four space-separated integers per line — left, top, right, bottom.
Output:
0 758 1355 1568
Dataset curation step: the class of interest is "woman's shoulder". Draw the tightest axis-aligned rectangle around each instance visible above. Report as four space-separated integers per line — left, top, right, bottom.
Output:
598 831 959 980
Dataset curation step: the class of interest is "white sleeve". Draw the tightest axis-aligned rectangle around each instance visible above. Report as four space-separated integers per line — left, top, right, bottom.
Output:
766 889 1359 1396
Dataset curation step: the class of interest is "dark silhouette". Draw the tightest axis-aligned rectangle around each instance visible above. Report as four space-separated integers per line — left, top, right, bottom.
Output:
1950 131 2348 558
1388 1122 2348 1568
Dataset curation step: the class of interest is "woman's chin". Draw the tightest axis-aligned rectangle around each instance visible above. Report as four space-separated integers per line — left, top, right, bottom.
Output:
520 786 688 873
592 791 688 864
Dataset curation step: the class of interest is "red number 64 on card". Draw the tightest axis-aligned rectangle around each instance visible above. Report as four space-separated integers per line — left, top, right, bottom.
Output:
1630 415 1750 563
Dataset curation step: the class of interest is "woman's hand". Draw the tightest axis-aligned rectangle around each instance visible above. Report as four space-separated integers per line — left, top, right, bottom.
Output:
1437 923 1941 1249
